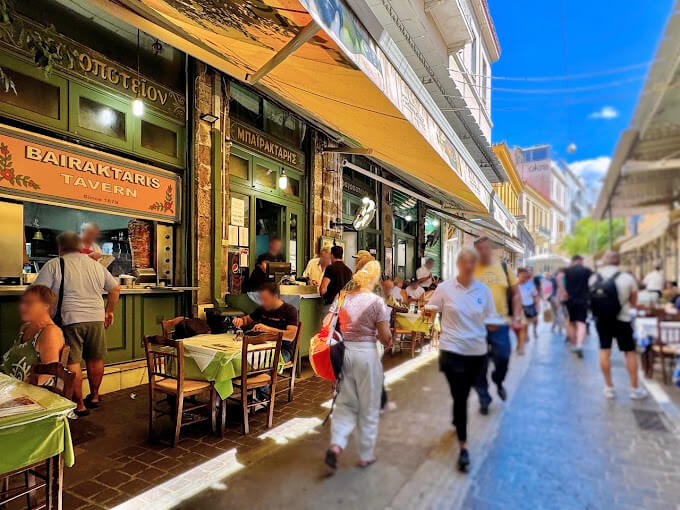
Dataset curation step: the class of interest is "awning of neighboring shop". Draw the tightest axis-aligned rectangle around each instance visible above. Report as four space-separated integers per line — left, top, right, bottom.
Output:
504 238 525 254
620 212 670 253
594 4 680 219
526 253 570 266
91 0 493 213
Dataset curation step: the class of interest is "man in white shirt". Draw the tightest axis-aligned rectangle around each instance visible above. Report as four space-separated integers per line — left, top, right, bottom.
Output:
35 231 121 415
416 258 435 290
405 277 425 303
302 247 331 286
80 222 103 261
643 265 664 297
588 251 647 400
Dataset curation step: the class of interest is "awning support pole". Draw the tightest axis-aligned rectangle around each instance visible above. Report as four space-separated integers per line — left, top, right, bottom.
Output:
246 21 320 84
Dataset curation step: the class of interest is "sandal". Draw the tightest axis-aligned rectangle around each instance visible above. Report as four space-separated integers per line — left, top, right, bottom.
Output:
84 394 101 409
358 459 376 468
74 408 90 417
324 449 338 474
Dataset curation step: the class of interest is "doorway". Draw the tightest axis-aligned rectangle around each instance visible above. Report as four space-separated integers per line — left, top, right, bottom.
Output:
394 233 415 280
255 198 284 259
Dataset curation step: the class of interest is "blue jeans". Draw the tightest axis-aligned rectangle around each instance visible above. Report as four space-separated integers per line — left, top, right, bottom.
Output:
473 325 511 407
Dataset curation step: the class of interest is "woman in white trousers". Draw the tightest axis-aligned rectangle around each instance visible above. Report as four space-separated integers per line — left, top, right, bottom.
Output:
325 261 392 472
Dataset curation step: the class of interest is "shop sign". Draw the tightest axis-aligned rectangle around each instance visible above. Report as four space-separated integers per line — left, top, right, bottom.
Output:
0 14 185 121
0 124 180 222
231 121 304 172
343 179 372 197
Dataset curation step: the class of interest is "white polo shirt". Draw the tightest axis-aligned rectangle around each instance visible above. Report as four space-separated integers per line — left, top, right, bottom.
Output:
428 278 496 356
406 285 425 300
416 265 433 288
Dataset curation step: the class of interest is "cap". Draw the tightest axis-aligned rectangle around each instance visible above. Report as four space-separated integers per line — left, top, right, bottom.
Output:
353 250 372 259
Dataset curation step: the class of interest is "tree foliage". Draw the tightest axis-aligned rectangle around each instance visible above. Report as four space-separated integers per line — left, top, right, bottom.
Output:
559 217 625 256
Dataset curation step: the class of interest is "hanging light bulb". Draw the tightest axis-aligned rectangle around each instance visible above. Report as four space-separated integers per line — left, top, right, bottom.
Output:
432 219 440 227
361 196 370 204
278 169 288 190
405 214 413 222
132 98 144 117
567 143 577 154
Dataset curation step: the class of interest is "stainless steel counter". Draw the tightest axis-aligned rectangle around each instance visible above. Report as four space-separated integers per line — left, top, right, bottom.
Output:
0 285 192 296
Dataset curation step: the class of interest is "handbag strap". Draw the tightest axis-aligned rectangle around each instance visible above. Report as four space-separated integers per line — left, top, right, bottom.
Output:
55 257 65 325
326 290 347 343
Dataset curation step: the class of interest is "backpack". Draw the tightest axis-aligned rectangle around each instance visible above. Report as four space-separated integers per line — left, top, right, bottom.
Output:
590 272 621 320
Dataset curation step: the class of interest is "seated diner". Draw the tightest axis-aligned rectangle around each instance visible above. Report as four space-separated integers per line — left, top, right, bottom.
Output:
232 282 299 362
1 285 64 385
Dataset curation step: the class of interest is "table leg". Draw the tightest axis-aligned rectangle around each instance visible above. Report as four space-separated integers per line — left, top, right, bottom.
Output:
45 454 63 510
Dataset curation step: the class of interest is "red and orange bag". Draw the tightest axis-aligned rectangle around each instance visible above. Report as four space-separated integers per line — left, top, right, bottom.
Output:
309 292 346 383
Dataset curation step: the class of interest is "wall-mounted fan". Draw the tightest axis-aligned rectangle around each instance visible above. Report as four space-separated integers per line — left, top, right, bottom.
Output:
353 197 376 230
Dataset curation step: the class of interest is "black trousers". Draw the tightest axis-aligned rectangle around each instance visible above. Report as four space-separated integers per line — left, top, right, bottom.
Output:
439 350 486 443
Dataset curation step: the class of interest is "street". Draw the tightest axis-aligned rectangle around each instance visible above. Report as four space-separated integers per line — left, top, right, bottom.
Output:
150 325 680 510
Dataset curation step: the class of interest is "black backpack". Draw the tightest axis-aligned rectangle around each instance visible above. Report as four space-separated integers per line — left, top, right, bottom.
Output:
590 272 621 320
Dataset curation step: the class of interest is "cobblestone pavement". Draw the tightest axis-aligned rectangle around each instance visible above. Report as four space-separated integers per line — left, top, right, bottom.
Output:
462 328 680 510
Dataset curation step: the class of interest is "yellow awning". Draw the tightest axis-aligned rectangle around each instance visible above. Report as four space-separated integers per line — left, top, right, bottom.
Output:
92 0 491 212
620 213 670 253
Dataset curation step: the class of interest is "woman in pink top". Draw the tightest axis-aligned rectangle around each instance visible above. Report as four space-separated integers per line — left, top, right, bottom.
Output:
325 261 392 473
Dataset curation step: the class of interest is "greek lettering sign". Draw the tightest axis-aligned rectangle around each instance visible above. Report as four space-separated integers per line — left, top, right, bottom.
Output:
231 121 305 172
0 124 180 222
0 14 185 121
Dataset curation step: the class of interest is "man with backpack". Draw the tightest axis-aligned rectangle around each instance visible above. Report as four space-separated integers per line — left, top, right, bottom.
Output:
589 251 647 400
472 237 522 415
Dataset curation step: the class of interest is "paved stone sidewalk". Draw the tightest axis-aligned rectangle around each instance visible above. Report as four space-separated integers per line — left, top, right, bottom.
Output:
462 328 680 510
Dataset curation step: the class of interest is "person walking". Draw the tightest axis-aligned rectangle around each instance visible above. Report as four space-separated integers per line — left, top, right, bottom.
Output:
563 254 593 358
429 247 497 472
472 237 522 415
517 268 538 354
319 245 353 316
325 261 392 473
589 251 648 400
35 231 121 416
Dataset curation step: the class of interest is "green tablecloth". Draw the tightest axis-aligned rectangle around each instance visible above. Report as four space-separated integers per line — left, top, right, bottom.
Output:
0 373 76 474
395 312 441 334
181 334 284 400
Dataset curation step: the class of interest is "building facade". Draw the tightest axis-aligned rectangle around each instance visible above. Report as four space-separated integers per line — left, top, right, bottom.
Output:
521 184 552 255
549 161 568 247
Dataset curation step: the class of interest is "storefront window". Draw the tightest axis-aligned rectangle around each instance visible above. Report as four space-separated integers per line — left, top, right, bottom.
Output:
289 212 298 272
283 175 300 197
254 163 276 189
140 120 177 157
0 70 60 119
263 101 303 146
78 96 126 140
231 153 249 180
424 212 442 277
230 83 261 127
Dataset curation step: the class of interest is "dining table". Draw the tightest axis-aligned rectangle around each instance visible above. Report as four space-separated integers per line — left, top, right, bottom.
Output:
181 333 283 400
0 373 75 510
395 311 441 335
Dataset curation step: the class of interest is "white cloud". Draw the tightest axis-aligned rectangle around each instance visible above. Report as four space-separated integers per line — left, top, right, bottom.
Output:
568 156 612 204
588 106 619 119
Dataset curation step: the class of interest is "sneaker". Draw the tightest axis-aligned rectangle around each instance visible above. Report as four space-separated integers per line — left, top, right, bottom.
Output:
457 448 470 473
630 387 649 400
603 386 616 399
497 385 507 401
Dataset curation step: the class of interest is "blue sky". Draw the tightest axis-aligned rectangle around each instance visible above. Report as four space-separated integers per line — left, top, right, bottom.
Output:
487 0 674 196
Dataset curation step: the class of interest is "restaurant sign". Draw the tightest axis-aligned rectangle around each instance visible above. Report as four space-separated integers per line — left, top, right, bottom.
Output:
0 14 185 122
230 121 305 172
0 124 180 222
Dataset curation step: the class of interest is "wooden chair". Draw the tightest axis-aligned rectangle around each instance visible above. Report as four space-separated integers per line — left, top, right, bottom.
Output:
274 322 302 402
143 335 217 446
29 362 75 400
651 321 680 384
161 316 186 339
223 332 283 435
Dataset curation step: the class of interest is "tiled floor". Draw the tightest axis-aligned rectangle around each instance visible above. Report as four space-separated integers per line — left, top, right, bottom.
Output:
62 352 415 509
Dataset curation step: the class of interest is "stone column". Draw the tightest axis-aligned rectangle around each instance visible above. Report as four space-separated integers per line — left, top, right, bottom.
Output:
309 131 342 255
381 185 393 276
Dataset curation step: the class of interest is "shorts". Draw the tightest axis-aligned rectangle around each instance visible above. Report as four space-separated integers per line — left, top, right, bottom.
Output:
566 300 588 323
63 321 107 363
596 320 635 352
522 304 538 319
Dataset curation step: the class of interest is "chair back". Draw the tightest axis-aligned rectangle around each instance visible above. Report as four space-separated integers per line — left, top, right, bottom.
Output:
59 345 70 365
289 322 303 364
239 332 283 383
30 362 75 399
658 322 680 346
161 316 186 338
143 335 184 394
